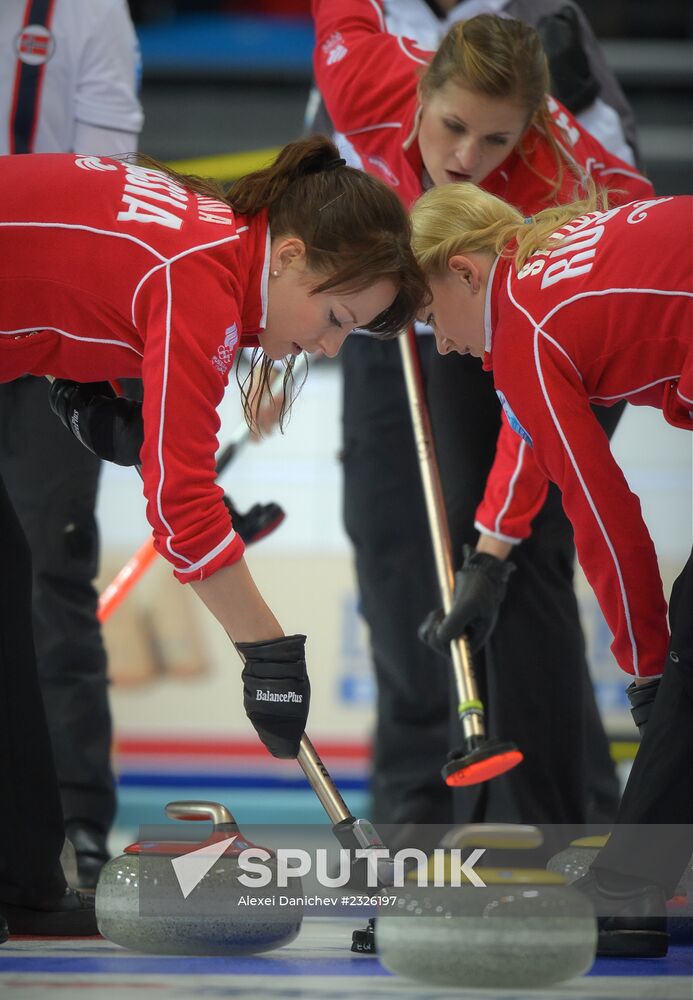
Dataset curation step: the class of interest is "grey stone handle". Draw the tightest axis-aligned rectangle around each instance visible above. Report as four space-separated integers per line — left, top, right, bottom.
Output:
165 800 238 831
439 823 543 850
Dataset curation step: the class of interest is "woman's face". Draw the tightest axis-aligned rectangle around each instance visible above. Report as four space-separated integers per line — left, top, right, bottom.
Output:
418 81 528 188
261 238 398 361
423 253 491 358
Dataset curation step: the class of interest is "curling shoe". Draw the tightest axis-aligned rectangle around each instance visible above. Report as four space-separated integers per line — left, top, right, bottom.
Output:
0 888 97 936
572 870 668 957
65 822 110 892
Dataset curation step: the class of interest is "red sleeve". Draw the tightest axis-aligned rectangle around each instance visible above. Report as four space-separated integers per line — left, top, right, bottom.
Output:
135 256 246 583
474 413 549 543
312 0 426 135
495 332 669 679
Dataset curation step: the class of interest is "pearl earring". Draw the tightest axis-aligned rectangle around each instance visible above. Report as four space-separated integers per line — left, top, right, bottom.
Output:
272 269 280 277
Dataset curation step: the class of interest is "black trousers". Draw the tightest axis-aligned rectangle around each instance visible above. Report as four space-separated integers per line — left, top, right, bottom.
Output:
342 337 453 826
0 469 67 905
342 336 620 828
594 547 693 896
427 350 623 829
0 377 115 833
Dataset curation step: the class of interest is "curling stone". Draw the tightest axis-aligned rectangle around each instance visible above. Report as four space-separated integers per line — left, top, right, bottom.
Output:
547 835 609 885
96 800 302 955
376 824 596 989
377 878 596 988
548 837 693 900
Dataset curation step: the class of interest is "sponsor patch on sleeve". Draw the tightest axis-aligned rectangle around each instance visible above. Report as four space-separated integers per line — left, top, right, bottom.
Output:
210 323 239 376
496 390 533 447
322 31 348 65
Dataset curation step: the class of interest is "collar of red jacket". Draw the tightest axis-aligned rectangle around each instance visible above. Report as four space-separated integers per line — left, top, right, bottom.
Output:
400 103 426 205
236 208 270 347
482 253 510 371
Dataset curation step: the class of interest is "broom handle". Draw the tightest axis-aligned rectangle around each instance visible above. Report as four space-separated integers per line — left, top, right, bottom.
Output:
398 329 485 740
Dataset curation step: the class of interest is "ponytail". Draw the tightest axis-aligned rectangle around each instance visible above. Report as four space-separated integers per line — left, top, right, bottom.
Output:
132 139 428 432
227 135 341 214
411 181 606 275
133 136 343 213
135 136 426 322
513 181 607 268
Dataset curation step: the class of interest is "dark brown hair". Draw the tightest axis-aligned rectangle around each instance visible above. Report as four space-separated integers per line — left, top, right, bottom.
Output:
135 137 427 430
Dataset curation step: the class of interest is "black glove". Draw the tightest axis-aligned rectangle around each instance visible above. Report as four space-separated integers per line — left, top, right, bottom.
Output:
223 496 286 547
237 634 310 758
419 545 516 655
49 379 144 467
626 677 660 738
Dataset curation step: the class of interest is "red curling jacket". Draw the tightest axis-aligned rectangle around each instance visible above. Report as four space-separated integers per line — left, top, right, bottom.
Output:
0 153 269 581
483 195 693 677
313 0 654 544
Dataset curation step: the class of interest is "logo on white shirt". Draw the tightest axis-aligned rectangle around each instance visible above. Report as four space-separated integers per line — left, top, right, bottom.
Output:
15 24 55 65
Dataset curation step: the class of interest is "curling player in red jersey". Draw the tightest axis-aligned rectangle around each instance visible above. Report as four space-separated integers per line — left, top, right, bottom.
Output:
411 182 693 956
0 137 427 937
313 0 654 833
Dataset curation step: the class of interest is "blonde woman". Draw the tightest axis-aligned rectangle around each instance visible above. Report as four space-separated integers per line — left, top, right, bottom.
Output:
313 0 653 832
411 182 692 956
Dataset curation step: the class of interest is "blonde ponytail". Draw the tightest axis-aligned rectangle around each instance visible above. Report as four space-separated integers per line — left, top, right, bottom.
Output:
411 184 523 275
411 182 606 275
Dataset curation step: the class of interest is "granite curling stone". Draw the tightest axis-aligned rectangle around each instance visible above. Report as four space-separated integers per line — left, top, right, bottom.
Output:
96 800 302 955
547 835 610 885
376 824 596 989
377 869 596 989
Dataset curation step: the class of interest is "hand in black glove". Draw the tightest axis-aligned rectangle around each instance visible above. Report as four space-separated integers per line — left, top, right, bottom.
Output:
626 677 661 738
49 379 144 467
236 634 310 758
222 496 286 547
419 545 516 655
